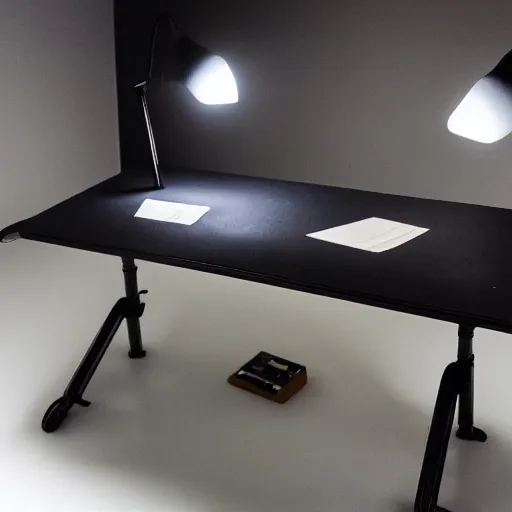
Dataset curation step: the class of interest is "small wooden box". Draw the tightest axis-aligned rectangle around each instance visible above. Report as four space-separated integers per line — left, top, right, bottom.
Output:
228 352 307 404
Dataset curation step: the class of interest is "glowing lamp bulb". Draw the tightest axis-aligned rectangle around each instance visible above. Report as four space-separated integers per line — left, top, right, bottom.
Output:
186 55 238 105
448 78 512 143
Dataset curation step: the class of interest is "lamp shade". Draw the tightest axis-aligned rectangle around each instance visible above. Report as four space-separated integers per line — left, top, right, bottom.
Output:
185 55 238 105
448 50 512 143
172 35 238 105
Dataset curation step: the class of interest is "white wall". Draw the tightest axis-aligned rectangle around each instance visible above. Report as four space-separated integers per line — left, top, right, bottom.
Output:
0 0 119 225
0 0 121 350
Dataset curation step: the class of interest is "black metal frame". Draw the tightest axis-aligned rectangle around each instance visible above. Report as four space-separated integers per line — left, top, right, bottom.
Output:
41 257 148 433
414 325 488 512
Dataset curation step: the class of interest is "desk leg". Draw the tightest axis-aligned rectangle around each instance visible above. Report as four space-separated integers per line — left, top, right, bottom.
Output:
414 362 462 512
41 299 127 433
456 326 487 442
122 257 147 359
414 326 488 511
40 259 148 433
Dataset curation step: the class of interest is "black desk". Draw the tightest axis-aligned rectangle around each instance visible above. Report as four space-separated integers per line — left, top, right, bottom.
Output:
2 167 507 512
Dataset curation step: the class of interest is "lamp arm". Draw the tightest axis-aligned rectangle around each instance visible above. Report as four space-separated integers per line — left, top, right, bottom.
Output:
147 13 178 83
134 81 163 189
134 13 178 190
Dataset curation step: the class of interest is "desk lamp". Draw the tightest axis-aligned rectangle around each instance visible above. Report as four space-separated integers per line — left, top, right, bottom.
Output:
448 50 512 143
135 13 238 189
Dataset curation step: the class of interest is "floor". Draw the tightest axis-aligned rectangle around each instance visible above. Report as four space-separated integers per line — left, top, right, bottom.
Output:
2 242 512 512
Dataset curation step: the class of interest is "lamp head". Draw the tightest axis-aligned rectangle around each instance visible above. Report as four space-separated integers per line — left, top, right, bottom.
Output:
172 36 238 105
448 50 512 143
135 13 239 190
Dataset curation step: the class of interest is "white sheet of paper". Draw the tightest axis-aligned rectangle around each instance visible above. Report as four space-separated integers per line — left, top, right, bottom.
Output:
134 199 210 225
307 217 429 253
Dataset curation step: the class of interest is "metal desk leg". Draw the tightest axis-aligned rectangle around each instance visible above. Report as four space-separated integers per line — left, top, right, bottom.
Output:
40 258 148 433
122 257 147 359
456 325 487 443
414 362 461 512
414 326 487 511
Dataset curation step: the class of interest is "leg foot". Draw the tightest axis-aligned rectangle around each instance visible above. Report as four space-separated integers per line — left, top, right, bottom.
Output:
128 348 147 359
42 398 71 433
41 395 93 433
456 426 487 442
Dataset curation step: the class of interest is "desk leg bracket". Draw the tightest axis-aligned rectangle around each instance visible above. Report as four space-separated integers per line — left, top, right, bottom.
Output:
455 325 487 443
41 257 147 433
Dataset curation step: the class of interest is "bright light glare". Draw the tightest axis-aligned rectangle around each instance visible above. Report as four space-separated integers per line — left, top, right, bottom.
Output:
448 76 512 143
185 55 238 105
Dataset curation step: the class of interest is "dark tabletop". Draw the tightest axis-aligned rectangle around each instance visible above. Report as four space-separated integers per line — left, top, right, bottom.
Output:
3 167 512 333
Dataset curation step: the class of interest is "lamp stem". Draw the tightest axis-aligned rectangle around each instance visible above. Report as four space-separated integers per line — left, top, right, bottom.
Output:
136 81 163 189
